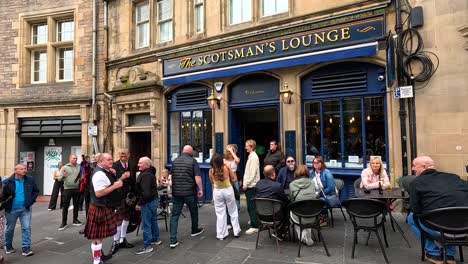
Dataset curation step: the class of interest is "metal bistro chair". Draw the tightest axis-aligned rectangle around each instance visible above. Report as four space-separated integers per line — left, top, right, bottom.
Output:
415 207 468 264
342 198 390 264
157 187 170 231
253 198 288 253
327 178 347 227
289 199 330 258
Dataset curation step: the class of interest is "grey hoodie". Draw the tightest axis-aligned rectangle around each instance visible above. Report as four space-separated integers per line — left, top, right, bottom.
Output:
289 177 318 202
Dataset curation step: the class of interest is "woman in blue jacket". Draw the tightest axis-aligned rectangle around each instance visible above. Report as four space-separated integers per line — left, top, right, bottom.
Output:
310 156 338 226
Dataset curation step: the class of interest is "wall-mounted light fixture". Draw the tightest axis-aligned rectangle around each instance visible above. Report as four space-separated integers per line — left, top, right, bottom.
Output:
279 82 293 104
214 81 224 93
207 88 220 109
48 138 55 146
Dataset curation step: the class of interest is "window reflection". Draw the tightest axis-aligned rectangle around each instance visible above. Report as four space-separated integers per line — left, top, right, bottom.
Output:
365 97 386 167
192 111 203 158
204 110 213 161
305 102 320 166
181 111 191 147
323 100 341 167
169 112 180 161
343 98 363 168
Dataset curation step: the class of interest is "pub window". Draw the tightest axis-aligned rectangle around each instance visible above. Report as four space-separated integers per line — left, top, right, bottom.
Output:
169 110 212 163
157 0 173 42
229 0 252 25
262 0 288 17
304 96 386 169
135 1 150 48
194 0 204 33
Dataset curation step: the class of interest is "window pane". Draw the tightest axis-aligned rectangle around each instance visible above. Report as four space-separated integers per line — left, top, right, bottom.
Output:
323 100 341 167
262 0 275 16
343 98 363 168
58 21 74 41
365 96 386 167
192 111 203 160
277 0 288 13
137 2 149 22
304 102 321 166
195 4 204 32
158 0 172 21
58 48 73 80
204 110 212 161
32 24 48 44
33 50 47 82
241 0 252 21
230 0 251 24
137 22 149 47
170 112 180 161
181 111 191 147
159 21 172 42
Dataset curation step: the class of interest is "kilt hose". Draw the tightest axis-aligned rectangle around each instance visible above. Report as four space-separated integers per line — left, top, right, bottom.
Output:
84 204 117 240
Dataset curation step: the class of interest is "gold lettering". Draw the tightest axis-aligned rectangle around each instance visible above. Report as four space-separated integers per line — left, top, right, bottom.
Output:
179 57 197 68
203 55 211 64
227 50 234 60
255 44 264 55
341 27 351 40
244 89 265 95
246 47 254 57
234 48 245 59
290 37 301 49
211 53 220 63
220 51 227 61
268 42 276 53
197 56 203 65
281 40 289 51
327 29 339 42
314 32 325 44
302 35 312 47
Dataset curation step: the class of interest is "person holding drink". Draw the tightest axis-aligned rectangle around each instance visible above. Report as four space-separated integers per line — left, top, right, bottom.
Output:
360 156 390 191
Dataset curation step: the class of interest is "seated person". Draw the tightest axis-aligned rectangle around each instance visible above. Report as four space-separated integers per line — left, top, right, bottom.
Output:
310 156 339 226
255 165 288 240
360 156 390 190
407 156 468 264
276 156 296 191
289 165 318 246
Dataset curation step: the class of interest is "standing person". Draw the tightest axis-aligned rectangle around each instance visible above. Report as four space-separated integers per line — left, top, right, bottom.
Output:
2 164 39 256
209 154 241 240
311 156 338 227
276 156 296 191
224 144 241 210
169 145 204 249
263 140 285 174
242 139 260 235
84 153 129 264
0 180 9 263
110 149 137 255
79 155 93 211
58 154 82 230
360 156 390 190
407 156 468 264
48 161 64 211
134 157 160 254
79 153 100 235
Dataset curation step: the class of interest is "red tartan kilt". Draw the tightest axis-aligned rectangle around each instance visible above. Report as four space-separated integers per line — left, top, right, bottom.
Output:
84 204 117 240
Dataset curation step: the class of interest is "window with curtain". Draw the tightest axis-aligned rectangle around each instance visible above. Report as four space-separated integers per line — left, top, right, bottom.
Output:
135 1 149 48
158 0 173 42
262 0 288 17
229 0 251 25
194 0 204 32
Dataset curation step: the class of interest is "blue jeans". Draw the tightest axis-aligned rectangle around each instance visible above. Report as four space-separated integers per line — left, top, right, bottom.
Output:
170 195 199 244
141 199 159 247
5 207 32 250
407 212 456 256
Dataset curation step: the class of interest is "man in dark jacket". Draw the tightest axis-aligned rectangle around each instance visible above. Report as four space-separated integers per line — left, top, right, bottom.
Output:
407 156 468 264
169 145 204 249
276 156 296 191
3 163 39 256
263 140 285 174
134 157 160 254
255 165 288 240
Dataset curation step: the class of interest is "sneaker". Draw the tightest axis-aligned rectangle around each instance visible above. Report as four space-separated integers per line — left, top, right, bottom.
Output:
151 240 162 246
22 248 34 257
68 205 74 210
5 244 15 254
425 252 443 264
227 224 232 230
48 208 53 211
135 246 153 255
446 255 456 264
170 241 179 249
245 228 259 235
73 220 82 226
58 224 68 230
191 227 204 237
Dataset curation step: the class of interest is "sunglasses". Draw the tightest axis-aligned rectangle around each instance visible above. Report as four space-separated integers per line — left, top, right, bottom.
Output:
286 160 295 163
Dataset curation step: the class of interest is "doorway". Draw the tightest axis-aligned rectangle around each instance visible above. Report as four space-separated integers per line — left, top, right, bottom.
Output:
230 106 279 180
128 132 152 162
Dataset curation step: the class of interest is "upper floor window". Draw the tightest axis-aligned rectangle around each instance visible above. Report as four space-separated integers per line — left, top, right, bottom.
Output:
32 24 48 44
135 1 150 48
158 0 173 42
194 0 204 33
262 0 288 17
57 47 73 81
32 50 47 83
57 20 74 41
229 0 251 25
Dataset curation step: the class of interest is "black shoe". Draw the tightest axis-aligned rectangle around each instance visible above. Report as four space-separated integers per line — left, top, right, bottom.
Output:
101 250 112 261
170 241 179 249
58 223 68 230
110 241 119 255
446 255 456 264
119 237 134 248
425 252 443 264
73 219 82 226
191 227 204 237
22 248 34 257
5 244 15 254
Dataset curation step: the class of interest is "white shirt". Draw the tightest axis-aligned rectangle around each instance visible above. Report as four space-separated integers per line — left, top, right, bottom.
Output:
92 170 111 191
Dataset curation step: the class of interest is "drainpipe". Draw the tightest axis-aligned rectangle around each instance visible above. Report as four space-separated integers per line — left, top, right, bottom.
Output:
395 0 408 175
91 0 99 153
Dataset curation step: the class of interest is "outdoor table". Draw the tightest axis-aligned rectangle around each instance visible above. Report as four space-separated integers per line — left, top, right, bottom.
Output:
355 188 411 248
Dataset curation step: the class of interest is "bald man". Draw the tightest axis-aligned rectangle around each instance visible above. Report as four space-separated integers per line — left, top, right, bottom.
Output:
169 145 204 248
407 156 468 264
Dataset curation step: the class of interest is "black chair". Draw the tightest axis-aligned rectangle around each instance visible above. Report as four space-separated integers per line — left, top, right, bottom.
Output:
289 199 330 258
415 207 468 264
353 178 362 197
326 178 347 227
253 198 288 252
342 198 390 264
157 188 170 231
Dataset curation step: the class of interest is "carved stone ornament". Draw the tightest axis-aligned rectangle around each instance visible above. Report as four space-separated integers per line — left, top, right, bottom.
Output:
459 25 468 51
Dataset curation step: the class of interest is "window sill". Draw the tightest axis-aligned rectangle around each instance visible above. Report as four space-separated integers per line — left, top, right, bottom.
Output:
22 81 74 89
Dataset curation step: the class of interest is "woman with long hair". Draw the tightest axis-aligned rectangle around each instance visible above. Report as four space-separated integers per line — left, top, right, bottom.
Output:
360 156 390 190
48 161 64 211
209 154 241 240
311 156 338 226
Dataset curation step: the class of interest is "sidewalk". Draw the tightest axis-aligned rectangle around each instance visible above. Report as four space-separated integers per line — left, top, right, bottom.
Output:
5 201 466 264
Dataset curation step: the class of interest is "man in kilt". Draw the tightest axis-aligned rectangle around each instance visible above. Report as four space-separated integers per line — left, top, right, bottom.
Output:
84 153 129 264
110 149 137 255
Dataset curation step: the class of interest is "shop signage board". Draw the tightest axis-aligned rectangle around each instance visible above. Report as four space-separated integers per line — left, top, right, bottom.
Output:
44 146 62 195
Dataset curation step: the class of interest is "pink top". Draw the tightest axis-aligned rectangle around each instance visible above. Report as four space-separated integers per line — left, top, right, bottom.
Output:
360 167 390 190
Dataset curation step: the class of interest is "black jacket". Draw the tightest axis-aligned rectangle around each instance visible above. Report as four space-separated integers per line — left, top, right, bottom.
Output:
113 159 137 194
264 150 285 173
255 177 288 203
2 174 39 212
171 154 200 197
409 169 468 214
136 168 158 205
